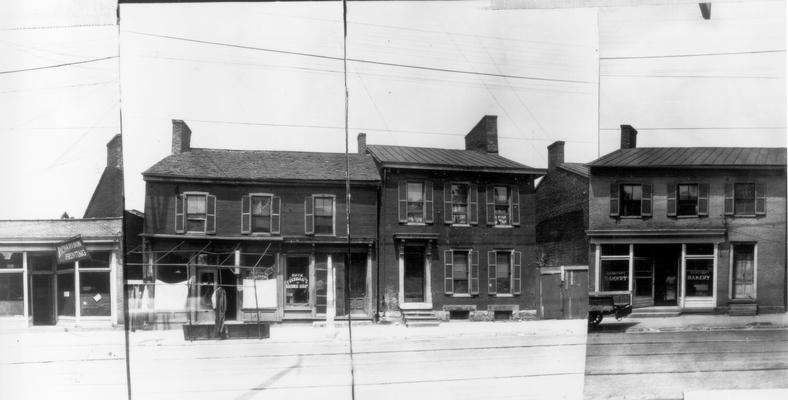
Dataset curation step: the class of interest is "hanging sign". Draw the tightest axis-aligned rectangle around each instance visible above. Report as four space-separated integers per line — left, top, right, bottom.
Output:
56 235 90 264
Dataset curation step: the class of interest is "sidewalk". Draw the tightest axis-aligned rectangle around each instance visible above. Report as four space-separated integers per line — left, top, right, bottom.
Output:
593 312 788 333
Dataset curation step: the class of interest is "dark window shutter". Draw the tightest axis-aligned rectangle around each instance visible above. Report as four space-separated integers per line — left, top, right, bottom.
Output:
666 183 677 217
304 196 314 235
470 250 479 295
424 181 434 223
398 181 407 223
174 194 185 233
755 183 766 215
724 183 734 216
241 195 251 234
609 183 620 217
641 184 652 217
487 250 497 295
271 196 281 234
486 185 495 225
698 183 709 217
511 186 521 226
443 183 453 224
206 195 217 234
513 251 522 295
444 250 453 295
469 184 478 225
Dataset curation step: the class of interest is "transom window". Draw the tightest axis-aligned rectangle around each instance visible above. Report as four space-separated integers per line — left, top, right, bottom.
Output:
734 183 756 216
452 251 470 294
251 195 272 233
314 196 334 235
186 194 207 232
620 184 642 217
493 186 510 225
451 184 469 224
407 182 425 223
677 184 699 216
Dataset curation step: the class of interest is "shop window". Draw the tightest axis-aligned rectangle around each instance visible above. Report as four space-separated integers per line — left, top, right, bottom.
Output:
600 259 629 292
686 243 714 256
29 253 54 272
57 273 75 316
80 272 110 316
241 254 276 310
0 273 24 316
81 251 111 269
285 256 310 307
732 244 755 300
685 259 714 297
0 252 22 269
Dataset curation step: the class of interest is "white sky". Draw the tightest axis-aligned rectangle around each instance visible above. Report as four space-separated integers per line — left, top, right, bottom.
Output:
1 1 784 218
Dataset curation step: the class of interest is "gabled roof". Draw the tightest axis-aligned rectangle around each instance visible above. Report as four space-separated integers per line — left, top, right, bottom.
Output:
143 149 380 182
84 166 124 218
366 144 544 175
557 162 589 178
589 147 786 169
0 218 122 242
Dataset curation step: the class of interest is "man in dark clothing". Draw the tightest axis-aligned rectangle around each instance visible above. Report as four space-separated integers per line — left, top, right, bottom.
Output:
213 286 227 339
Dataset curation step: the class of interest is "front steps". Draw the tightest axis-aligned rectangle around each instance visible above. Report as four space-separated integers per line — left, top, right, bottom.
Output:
401 309 441 327
728 302 758 316
630 306 682 318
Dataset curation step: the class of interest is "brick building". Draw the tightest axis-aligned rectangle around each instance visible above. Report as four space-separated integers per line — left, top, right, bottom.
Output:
138 121 380 327
587 126 787 315
364 116 545 324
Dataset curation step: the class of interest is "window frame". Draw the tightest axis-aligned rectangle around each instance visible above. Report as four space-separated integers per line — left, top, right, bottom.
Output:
450 183 470 226
676 183 699 217
250 193 274 234
183 191 209 233
729 242 757 301
619 184 643 218
487 249 522 296
406 181 426 225
312 194 336 236
733 183 756 217
452 250 471 296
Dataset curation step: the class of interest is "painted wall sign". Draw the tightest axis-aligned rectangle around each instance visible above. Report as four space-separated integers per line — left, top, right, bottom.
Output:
285 273 308 289
604 271 628 282
56 235 90 264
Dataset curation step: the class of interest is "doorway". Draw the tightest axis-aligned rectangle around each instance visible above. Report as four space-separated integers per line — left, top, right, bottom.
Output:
632 244 680 307
348 253 367 314
403 248 425 303
32 275 54 325
285 255 310 309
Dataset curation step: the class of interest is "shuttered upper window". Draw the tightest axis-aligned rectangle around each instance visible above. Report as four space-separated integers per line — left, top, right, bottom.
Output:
724 183 766 217
667 183 708 218
444 183 478 225
175 192 216 234
609 183 652 218
398 181 434 224
241 194 281 235
305 194 335 236
485 185 520 226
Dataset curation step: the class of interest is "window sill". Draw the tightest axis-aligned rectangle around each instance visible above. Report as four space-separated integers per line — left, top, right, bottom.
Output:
494 294 514 297
618 216 643 219
676 215 699 219
250 232 274 236
731 214 758 218
451 224 471 228
452 293 472 298
405 223 427 226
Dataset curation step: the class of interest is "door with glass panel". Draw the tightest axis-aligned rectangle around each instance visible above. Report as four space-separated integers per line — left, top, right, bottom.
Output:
633 256 653 308
732 244 755 300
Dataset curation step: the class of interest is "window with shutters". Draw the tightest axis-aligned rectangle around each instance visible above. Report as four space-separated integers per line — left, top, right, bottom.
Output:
407 182 425 223
451 184 469 224
487 250 521 296
496 252 512 294
620 184 642 217
734 183 756 216
677 184 699 216
452 251 470 294
186 193 207 233
251 195 272 233
493 186 510 225
313 196 334 235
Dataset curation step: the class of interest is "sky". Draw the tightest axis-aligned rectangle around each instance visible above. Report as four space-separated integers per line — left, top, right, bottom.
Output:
1 0 784 218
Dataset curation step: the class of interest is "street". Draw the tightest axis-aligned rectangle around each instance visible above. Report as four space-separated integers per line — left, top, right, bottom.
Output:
584 326 788 400
127 321 587 400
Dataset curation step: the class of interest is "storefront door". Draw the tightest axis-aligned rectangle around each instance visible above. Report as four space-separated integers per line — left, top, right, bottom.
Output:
348 253 367 314
32 275 54 325
404 248 425 303
285 255 310 310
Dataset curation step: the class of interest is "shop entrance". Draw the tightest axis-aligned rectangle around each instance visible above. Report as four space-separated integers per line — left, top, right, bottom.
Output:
632 244 680 307
348 253 367 314
285 255 310 310
32 275 55 325
404 248 425 303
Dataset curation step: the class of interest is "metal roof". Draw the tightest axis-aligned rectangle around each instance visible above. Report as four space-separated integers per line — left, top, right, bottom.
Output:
143 149 381 182
589 147 786 169
0 218 122 241
366 144 544 174
557 162 590 178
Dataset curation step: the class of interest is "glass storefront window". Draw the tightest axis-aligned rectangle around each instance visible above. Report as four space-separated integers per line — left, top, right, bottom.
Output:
601 259 629 291
80 272 110 316
0 252 23 269
686 243 714 256
0 273 24 316
80 251 111 269
57 273 75 316
685 259 714 297
29 253 54 272
601 244 629 256
285 256 309 306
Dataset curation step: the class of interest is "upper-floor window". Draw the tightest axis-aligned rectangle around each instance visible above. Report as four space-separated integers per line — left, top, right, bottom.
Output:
241 194 281 235
175 192 216 234
444 183 478 225
305 194 335 236
725 183 766 217
667 183 708 218
485 185 520 226
677 184 698 216
609 183 652 218
487 250 522 296
398 181 433 224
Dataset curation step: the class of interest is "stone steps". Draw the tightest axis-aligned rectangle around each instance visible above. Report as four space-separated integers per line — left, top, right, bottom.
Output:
630 306 681 318
728 302 758 316
401 309 441 327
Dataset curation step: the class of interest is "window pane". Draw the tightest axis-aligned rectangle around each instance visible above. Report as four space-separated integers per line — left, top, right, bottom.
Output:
80 251 111 269
453 252 469 294
733 244 755 299
601 244 629 256
251 196 271 217
677 184 699 216
0 273 23 316
252 216 271 232
407 183 423 202
0 252 23 269
601 259 629 291
496 252 511 294
57 273 75 316
286 257 310 305
734 183 755 215
29 253 55 272
80 272 111 316
451 184 469 224
686 243 714 255
494 186 508 204
187 220 205 232
314 216 333 235
186 195 206 214
685 259 714 297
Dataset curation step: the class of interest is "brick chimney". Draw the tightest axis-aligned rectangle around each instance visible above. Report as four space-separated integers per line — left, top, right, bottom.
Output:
357 132 367 154
620 125 637 149
106 133 123 170
465 115 498 154
547 141 565 171
172 119 191 155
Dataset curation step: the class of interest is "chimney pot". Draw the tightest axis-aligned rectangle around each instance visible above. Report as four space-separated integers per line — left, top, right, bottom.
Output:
106 134 123 169
620 125 638 149
357 132 367 154
172 120 192 155
464 115 498 154
547 141 565 171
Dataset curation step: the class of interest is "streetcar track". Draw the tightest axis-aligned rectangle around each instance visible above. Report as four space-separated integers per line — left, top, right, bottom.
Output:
586 349 788 358
585 366 788 376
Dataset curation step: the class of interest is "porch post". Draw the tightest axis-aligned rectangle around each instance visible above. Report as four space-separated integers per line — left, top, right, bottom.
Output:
366 245 373 315
110 251 118 327
680 244 686 308
627 244 634 294
398 241 405 305
235 250 242 322
425 242 432 305
594 244 600 292
75 260 81 325
22 251 29 321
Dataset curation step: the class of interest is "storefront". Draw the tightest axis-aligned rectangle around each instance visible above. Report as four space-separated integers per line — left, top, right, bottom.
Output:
0 218 124 328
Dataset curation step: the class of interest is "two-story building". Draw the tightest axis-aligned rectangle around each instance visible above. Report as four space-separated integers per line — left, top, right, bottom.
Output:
587 126 786 315
139 120 380 327
364 115 545 324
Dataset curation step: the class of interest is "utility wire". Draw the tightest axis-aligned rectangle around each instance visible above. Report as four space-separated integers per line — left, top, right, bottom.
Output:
601 49 785 60
600 127 786 131
0 23 115 31
125 30 596 84
0 55 118 75
600 74 781 80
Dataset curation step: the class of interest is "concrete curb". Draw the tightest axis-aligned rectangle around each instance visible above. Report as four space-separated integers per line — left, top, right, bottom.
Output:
626 323 788 334
684 388 788 400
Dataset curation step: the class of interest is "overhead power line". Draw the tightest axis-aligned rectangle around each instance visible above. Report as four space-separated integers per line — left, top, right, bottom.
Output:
0 23 115 31
600 74 781 80
126 30 596 84
600 127 786 131
0 56 118 75
601 49 785 60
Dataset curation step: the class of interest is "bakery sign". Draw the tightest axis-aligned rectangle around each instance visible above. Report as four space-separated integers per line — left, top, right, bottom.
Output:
56 235 90 264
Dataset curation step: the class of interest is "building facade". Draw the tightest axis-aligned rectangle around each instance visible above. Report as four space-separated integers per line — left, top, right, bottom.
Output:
138 120 380 327
365 115 545 323
587 126 787 314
